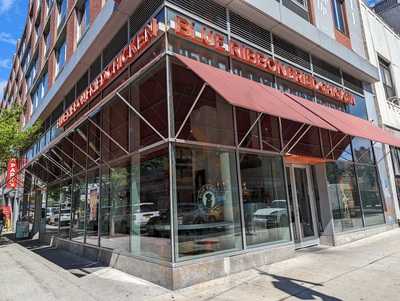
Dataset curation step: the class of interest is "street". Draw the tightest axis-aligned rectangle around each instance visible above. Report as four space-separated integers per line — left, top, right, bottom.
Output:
1 229 400 301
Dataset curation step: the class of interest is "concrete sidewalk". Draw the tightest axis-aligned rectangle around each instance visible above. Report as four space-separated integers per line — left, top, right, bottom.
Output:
1 229 400 300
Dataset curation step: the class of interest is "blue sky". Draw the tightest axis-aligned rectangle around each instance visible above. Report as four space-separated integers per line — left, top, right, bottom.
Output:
0 0 28 100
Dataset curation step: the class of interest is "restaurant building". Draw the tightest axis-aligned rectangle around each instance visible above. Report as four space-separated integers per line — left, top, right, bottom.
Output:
2 0 400 289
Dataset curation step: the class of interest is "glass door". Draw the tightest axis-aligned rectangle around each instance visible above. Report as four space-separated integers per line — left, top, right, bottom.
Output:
286 165 319 248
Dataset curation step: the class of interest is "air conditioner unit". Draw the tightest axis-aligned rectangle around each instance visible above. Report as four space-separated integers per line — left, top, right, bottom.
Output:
388 96 400 106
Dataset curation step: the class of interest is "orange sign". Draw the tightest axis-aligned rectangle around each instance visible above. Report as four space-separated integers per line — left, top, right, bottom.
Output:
174 15 355 106
6 158 19 189
57 18 160 128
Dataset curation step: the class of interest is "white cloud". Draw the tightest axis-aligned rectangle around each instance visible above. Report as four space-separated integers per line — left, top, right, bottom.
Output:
0 58 11 69
0 32 17 45
0 80 7 100
0 0 15 14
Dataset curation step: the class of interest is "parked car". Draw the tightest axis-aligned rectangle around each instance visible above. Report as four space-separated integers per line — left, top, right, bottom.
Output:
253 204 289 229
132 203 160 227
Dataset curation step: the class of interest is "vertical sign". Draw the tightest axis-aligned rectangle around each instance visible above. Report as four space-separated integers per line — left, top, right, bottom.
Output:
6 158 19 189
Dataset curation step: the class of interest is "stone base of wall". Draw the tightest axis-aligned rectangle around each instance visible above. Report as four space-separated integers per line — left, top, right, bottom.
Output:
320 224 398 247
52 238 295 289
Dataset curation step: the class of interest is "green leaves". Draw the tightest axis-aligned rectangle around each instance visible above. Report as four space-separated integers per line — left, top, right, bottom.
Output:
0 104 41 167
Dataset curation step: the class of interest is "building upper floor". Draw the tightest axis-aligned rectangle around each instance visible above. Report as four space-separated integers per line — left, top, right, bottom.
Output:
1 0 380 140
361 0 400 129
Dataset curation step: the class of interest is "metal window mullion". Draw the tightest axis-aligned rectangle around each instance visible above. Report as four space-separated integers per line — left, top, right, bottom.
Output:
52 146 85 171
233 106 247 250
166 54 177 263
65 136 99 166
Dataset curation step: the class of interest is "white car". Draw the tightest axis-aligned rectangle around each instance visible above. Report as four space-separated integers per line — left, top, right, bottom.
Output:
253 208 288 228
132 203 160 226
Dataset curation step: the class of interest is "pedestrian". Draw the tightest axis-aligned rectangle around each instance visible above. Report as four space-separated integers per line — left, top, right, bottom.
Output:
0 209 4 236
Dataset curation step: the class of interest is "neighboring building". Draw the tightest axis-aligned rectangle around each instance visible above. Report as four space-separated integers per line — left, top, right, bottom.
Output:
361 1 400 224
373 0 400 34
2 0 400 289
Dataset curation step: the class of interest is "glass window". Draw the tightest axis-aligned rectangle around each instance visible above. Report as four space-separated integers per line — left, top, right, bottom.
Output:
71 173 86 242
326 161 363 232
378 58 396 99
391 147 400 176
347 94 368 120
172 61 235 146
277 78 314 101
56 38 66 76
356 165 385 227
352 137 375 164
86 169 100 245
129 61 168 151
76 0 90 42
57 0 67 28
240 153 290 246
59 181 72 238
261 115 281 152
332 0 347 34
46 185 60 235
236 108 260 150
232 59 275 87
175 146 242 259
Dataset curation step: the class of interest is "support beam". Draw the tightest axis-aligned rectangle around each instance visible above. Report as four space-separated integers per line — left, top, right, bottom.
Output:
239 112 263 147
117 92 166 141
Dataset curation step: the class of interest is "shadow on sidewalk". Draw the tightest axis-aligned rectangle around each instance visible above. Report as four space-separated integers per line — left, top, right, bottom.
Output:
7 237 107 278
256 269 342 301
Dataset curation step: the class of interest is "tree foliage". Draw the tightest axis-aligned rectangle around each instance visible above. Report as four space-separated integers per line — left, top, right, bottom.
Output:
0 104 41 167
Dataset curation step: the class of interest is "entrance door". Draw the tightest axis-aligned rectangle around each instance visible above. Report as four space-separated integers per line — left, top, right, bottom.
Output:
286 165 319 248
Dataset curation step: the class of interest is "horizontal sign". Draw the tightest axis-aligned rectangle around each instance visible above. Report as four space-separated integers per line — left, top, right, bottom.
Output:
57 18 160 128
173 15 355 106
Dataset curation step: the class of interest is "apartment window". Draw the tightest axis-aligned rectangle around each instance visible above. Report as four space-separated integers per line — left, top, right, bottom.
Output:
332 0 347 34
76 0 90 42
57 0 67 28
55 38 66 76
44 28 51 56
379 57 396 99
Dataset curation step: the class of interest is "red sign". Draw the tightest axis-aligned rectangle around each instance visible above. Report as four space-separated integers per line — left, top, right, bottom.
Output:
174 16 355 106
57 18 160 128
6 158 19 189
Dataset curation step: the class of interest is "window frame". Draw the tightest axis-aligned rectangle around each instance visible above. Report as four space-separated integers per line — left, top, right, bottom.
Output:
378 57 396 100
332 0 349 36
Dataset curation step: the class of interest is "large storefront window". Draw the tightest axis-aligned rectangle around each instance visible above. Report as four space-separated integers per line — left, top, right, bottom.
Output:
86 169 100 245
100 147 171 260
327 161 363 232
175 146 242 259
240 153 290 246
59 181 72 238
355 165 385 226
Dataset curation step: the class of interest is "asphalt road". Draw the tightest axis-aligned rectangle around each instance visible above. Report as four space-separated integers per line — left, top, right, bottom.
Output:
1 228 400 300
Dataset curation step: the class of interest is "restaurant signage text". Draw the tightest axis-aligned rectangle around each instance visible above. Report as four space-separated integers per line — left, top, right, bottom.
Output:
6 158 19 189
174 15 355 105
57 18 160 128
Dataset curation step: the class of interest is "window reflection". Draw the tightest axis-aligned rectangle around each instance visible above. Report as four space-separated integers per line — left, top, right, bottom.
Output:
240 153 290 246
356 165 385 226
175 146 242 258
46 185 60 235
327 161 363 232
86 169 100 245
71 173 86 242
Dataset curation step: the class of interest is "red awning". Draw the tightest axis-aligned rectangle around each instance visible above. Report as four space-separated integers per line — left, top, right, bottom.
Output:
286 94 400 148
175 55 337 132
